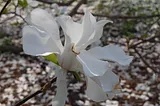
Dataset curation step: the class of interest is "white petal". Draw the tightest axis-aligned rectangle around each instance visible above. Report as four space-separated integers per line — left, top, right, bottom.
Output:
88 45 133 65
56 15 83 44
64 33 71 48
93 70 119 92
52 69 67 106
29 8 63 51
77 20 112 51
76 9 95 47
57 35 82 71
22 26 60 56
58 35 75 70
86 9 96 24
29 8 58 35
88 20 112 44
77 50 109 77
86 77 107 102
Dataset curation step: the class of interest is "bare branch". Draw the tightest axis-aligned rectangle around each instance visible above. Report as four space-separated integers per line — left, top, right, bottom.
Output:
0 0 11 17
76 12 160 19
134 48 157 73
14 77 57 106
0 15 15 24
69 0 87 16
35 0 75 6
129 35 159 49
7 12 27 23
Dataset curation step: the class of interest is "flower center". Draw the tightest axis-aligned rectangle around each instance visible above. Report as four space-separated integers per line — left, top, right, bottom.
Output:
72 45 80 55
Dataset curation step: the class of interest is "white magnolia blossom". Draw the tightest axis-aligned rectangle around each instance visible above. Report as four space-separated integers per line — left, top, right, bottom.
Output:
22 8 133 106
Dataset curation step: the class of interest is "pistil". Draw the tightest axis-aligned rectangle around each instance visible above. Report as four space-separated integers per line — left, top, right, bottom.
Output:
72 46 80 55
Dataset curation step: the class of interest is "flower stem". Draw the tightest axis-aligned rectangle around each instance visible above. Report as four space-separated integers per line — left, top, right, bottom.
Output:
68 71 82 82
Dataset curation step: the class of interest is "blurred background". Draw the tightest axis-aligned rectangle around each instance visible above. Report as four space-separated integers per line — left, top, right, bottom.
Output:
0 0 160 106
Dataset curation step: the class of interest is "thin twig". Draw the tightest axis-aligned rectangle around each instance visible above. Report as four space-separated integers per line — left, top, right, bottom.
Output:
35 0 75 6
76 12 160 19
69 0 87 16
8 12 27 23
0 12 28 24
14 77 57 106
14 90 41 106
0 0 11 17
0 15 15 24
134 48 157 73
129 35 159 48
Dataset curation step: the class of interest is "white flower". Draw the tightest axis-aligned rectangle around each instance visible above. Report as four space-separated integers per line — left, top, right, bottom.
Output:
22 8 133 105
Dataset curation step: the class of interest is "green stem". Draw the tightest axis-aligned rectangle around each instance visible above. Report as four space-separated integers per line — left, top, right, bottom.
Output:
68 71 82 82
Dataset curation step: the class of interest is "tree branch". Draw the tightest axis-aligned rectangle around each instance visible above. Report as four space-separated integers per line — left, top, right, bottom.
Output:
134 48 157 73
69 0 87 16
129 35 159 49
0 0 11 17
0 15 15 24
5 11 27 23
14 77 57 106
76 12 160 19
35 0 75 6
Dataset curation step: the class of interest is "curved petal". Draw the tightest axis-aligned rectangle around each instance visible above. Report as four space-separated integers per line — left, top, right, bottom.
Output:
75 9 95 48
22 26 60 56
92 70 120 92
77 50 109 77
87 20 113 45
75 19 112 51
87 9 96 24
52 69 67 106
86 77 107 102
28 8 63 51
56 15 83 44
88 45 133 65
